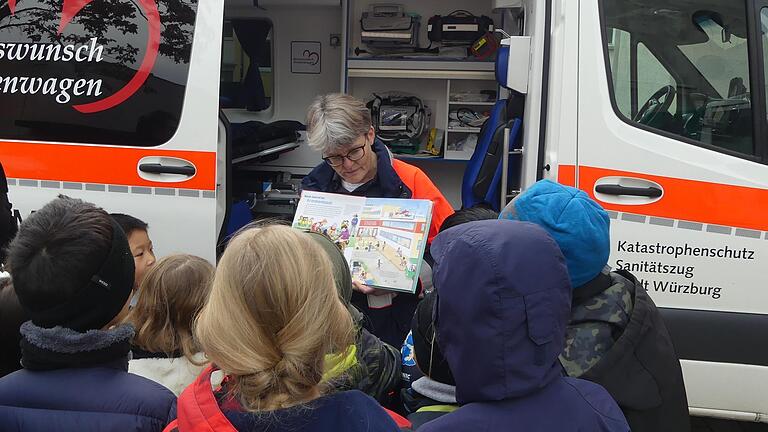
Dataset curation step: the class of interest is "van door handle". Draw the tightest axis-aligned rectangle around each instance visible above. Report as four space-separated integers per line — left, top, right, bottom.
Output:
138 163 196 176
595 184 662 198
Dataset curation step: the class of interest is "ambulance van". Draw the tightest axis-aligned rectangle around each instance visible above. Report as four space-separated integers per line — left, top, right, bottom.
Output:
535 0 768 423
1 0 767 423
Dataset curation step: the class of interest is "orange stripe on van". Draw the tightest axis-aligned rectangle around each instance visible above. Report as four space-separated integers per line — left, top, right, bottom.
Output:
566 165 768 232
558 164 576 187
0 142 216 190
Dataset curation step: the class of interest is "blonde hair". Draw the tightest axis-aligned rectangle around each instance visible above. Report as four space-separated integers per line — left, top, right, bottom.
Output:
195 225 354 412
126 254 214 360
306 93 372 154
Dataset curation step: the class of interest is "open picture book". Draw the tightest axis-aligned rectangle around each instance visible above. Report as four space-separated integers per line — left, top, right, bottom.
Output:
292 191 433 293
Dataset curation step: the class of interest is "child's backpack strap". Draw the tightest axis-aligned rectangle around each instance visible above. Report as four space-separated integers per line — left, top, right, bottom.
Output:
172 365 238 432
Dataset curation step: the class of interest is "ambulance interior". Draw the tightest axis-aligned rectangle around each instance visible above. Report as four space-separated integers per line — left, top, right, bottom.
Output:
217 0 525 235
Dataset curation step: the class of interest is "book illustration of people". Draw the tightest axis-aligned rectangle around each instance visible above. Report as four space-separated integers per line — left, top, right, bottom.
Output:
348 199 431 292
291 191 433 293
291 192 363 250
294 216 353 249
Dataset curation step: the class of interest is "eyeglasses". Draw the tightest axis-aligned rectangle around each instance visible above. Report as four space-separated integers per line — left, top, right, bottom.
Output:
322 144 367 167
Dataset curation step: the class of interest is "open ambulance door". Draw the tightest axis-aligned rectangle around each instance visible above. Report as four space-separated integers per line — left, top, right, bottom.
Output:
576 0 768 421
0 0 224 263
215 0 346 245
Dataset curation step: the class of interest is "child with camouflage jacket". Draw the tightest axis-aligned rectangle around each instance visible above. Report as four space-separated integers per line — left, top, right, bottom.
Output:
500 180 690 432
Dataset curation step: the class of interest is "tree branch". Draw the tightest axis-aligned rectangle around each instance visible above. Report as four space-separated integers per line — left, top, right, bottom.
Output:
0 22 63 45
3 7 55 16
126 0 147 20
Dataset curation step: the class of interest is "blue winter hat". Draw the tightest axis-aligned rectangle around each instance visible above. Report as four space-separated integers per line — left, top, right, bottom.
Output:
499 180 610 288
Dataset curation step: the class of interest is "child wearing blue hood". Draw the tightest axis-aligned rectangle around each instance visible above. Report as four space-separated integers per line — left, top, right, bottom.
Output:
400 207 500 429
420 219 630 432
500 180 690 432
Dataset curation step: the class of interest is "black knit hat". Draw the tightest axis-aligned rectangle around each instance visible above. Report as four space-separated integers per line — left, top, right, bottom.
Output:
25 220 135 331
412 292 455 386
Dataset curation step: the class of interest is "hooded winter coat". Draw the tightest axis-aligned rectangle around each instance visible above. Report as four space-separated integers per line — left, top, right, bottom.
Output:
0 323 177 432
420 220 630 432
302 138 454 347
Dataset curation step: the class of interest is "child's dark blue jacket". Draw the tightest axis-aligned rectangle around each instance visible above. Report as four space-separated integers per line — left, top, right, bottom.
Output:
420 220 630 432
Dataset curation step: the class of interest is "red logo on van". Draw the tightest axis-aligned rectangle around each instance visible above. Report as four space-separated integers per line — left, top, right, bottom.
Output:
7 0 161 114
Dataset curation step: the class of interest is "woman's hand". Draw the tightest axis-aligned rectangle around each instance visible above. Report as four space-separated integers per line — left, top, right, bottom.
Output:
352 281 393 297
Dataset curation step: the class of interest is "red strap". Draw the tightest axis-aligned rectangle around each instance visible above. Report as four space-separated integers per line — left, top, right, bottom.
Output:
175 365 238 432
384 408 412 429
162 419 178 432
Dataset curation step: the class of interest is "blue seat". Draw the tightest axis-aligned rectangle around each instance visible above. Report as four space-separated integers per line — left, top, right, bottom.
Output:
460 43 524 211
225 200 254 238
461 99 508 209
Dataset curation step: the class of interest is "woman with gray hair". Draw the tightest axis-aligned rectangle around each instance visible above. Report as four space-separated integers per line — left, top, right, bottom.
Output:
301 93 454 347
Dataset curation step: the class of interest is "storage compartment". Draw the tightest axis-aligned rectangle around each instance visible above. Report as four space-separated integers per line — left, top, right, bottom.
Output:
346 69 497 160
444 79 497 159
445 130 478 160
448 78 498 104
349 0 499 59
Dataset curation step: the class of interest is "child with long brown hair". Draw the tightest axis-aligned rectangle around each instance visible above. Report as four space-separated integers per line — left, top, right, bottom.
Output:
170 225 400 431
126 254 214 395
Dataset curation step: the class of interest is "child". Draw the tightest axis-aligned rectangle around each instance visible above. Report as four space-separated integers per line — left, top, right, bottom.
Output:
126 254 215 395
438 206 498 232
111 213 156 293
401 292 457 429
400 206 498 427
499 180 690 432
307 232 400 405
169 225 400 432
0 196 176 432
420 220 629 432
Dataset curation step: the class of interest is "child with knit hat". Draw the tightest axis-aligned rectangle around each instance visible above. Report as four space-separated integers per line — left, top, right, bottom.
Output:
0 196 176 432
306 232 401 406
500 180 690 432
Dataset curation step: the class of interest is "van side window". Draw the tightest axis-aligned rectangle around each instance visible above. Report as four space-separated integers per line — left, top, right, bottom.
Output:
762 8 768 117
607 29 632 116
602 0 756 157
220 19 273 112
611 35 679 119
0 0 198 147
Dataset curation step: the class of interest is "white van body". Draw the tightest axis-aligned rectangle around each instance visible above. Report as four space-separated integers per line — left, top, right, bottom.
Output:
540 0 768 422
1 0 766 423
